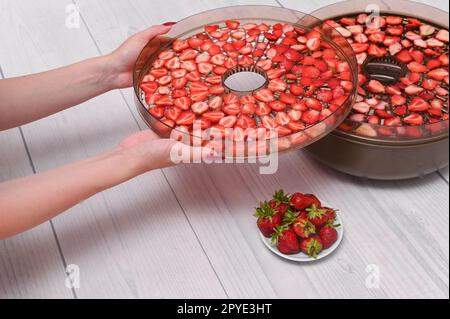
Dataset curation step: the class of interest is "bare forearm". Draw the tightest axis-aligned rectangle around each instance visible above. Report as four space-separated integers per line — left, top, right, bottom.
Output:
0 56 115 131
0 150 142 239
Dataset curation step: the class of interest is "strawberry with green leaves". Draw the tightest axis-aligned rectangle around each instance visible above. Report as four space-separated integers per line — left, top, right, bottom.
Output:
271 225 301 255
268 189 291 216
254 202 282 237
306 204 329 229
292 216 316 239
300 236 323 258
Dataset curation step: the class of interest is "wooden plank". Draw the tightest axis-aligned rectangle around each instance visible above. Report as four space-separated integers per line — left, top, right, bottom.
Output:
0 127 72 299
0 0 225 298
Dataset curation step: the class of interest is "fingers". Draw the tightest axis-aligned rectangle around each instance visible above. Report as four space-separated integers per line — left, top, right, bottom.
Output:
138 24 172 40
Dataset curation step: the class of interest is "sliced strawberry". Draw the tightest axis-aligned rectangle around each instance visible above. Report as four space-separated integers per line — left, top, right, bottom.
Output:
391 95 406 106
254 89 275 103
203 111 225 123
150 68 168 78
208 85 225 95
290 84 305 96
255 103 271 116
225 20 240 30
386 16 403 25
219 115 237 128
403 113 424 125
164 107 181 121
405 85 424 95
408 97 430 112
396 50 413 63
148 107 165 119
352 43 369 54
269 101 287 112
368 44 387 57
306 38 321 51
172 39 189 52
185 71 201 82
191 91 209 102
172 77 187 89
280 93 296 105
140 81 158 94
436 29 449 43
174 96 191 110
367 80 385 93
301 110 320 124
428 68 449 80
208 96 223 110
190 81 209 92
268 78 287 92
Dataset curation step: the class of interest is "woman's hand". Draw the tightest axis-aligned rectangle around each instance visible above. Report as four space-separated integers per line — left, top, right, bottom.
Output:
104 24 174 89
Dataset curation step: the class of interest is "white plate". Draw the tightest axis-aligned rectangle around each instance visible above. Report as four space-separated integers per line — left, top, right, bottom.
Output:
260 208 344 262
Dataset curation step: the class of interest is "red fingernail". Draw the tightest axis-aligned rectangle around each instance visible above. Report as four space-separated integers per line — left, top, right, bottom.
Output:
163 22 176 26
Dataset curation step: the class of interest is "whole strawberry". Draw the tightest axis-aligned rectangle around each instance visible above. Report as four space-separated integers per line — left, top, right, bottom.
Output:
292 216 316 239
272 225 301 255
319 225 339 249
268 189 291 216
300 236 323 258
322 207 337 224
254 202 282 237
303 194 321 208
306 204 329 229
289 192 310 210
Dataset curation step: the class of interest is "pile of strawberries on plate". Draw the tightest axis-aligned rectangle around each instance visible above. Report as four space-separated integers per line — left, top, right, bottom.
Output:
254 190 340 258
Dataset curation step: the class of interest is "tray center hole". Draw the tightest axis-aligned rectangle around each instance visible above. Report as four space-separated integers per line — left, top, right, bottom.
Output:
223 66 268 94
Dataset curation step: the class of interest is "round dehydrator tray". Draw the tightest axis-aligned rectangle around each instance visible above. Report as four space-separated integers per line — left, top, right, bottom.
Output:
133 5 358 159
306 0 449 180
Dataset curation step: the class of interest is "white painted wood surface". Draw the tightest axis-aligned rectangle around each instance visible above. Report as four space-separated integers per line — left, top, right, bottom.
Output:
0 0 448 299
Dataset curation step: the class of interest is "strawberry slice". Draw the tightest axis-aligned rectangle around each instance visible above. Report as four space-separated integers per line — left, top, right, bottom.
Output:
352 43 369 54
172 77 188 89
198 62 214 75
191 102 209 115
306 38 321 51
407 61 427 73
148 107 165 119
255 103 271 116
203 111 225 123
140 81 158 94
219 115 237 128
280 93 296 105
408 97 430 112
254 89 275 103
268 79 287 92
190 81 209 92
368 44 387 57
301 110 320 124
174 97 191 110
403 113 424 125
427 68 449 80
191 91 209 102
405 85 424 95
176 111 195 126
225 20 240 30
172 39 189 52
208 96 223 110
269 101 287 112
290 84 305 96
208 85 225 95
391 95 406 106
164 107 181 121
367 80 385 93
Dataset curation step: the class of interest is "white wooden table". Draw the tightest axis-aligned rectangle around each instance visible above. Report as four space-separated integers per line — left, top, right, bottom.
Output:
0 0 448 299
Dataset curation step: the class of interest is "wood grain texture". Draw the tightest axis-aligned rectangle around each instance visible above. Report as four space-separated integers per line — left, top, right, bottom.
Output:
0 126 72 299
0 0 225 299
